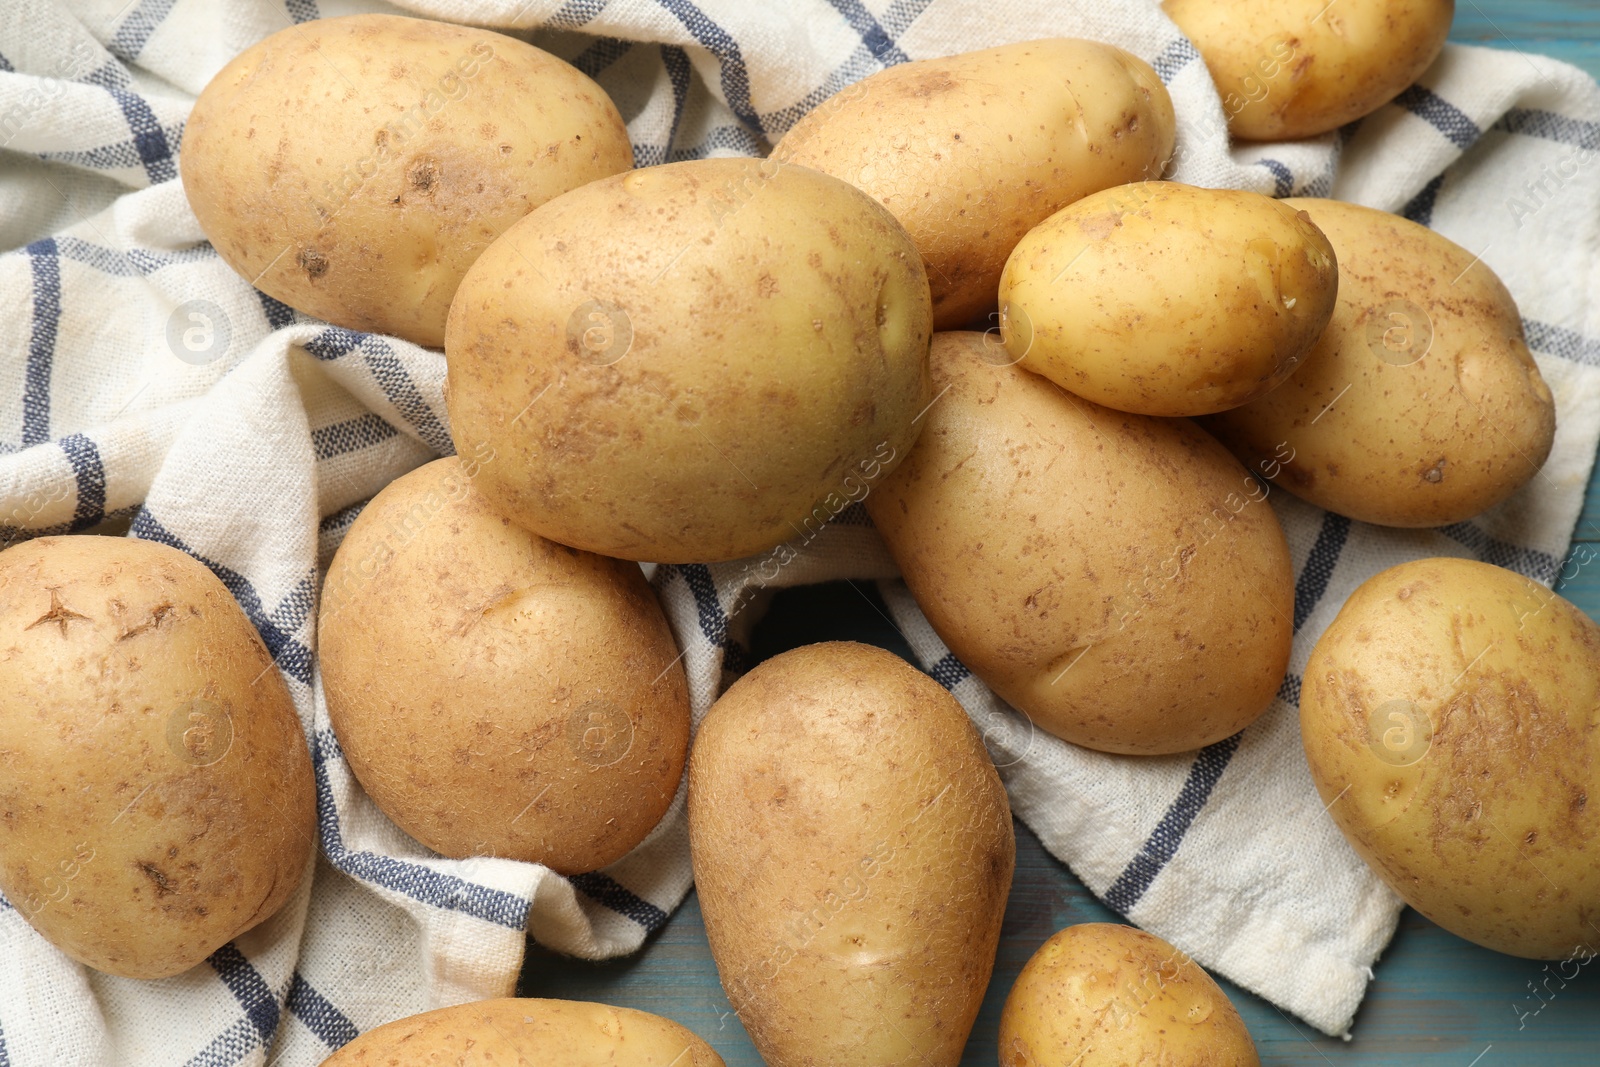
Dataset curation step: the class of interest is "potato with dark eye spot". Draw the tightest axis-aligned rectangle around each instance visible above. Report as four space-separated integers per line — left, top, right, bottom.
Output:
773 39 1176 330
1301 558 1600 959
0 535 315 979
688 642 1013 1067
180 14 632 347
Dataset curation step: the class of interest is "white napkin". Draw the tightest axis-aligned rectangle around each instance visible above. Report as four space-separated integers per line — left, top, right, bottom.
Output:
1 0 1598 1062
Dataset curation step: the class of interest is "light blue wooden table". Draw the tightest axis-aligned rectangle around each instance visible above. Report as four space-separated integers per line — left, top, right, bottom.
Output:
522 7 1600 1063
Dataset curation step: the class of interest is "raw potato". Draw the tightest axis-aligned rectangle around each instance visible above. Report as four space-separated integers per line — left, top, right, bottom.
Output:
866 333 1293 755
1301 558 1600 958
1000 181 1338 416
1000 924 1260 1067
446 157 932 563
1203 199 1555 528
773 39 1175 329
318 998 725 1066
1163 0 1454 141
688 642 1013 1067
181 14 631 347
0 536 314 979
318 458 690 875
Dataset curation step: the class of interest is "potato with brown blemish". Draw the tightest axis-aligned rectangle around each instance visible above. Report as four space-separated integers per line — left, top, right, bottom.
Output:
1000 182 1338 416
446 158 932 563
688 642 1013 1067
317 457 689 875
866 332 1293 756
1163 0 1454 141
318 998 725 1066
999 924 1260 1067
1301 557 1600 959
772 39 1176 329
180 14 632 347
0 535 314 979
1202 198 1555 528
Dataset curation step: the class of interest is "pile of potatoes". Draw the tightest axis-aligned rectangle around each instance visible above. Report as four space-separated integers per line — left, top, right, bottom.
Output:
3 1 1596 1064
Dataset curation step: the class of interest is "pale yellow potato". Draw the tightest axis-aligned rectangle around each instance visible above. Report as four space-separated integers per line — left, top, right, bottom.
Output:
688 642 1013 1067
773 39 1175 329
1163 0 1454 141
181 14 632 347
319 998 725 1066
866 332 1292 755
318 457 689 875
1000 924 1260 1067
0 536 314 979
1301 558 1600 959
1203 199 1555 528
446 158 932 563
1000 181 1337 416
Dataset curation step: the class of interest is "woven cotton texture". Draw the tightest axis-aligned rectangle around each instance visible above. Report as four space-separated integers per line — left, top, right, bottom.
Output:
1 0 1599 1062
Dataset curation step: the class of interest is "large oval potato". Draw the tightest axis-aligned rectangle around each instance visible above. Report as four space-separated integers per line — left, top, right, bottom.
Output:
773 39 1175 329
446 158 932 563
866 332 1293 755
1000 182 1337 416
319 457 690 875
181 14 632 347
689 641 1013 1067
1000 924 1260 1067
1203 199 1555 528
1163 0 1454 141
0 536 314 978
1301 558 1600 959
319 998 725 1066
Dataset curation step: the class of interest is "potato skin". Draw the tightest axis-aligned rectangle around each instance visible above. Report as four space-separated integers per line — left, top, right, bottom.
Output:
180 14 631 347
318 998 725 1066
318 458 689 875
1000 182 1337 416
866 333 1293 755
773 39 1175 329
688 642 1013 1067
1301 558 1600 959
0 536 314 979
1202 199 1555 528
1000 924 1260 1067
1163 0 1454 141
446 158 932 563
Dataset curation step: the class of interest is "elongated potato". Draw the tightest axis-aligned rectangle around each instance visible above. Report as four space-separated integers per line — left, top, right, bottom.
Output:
1000 181 1338 415
446 158 932 563
866 332 1293 755
318 998 724 1066
689 642 1014 1067
1163 0 1454 141
774 39 1175 329
0 536 314 978
1202 199 1555 528
1000 924 1260 1066
182 14 632 346
319 457 689 875
1301 558 1600 959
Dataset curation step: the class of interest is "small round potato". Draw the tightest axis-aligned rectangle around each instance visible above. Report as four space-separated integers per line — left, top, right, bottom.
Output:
1163 0 1455 141
689 642 1013 1067
446 158 933 563
0 536 315 979
1301 558 1600 959
318 457 690 875
181 14 632 347
318 998 725 1066
1000 182 1338 416
866 333 1293 755
1000 924 1260 1067
775 39 1175 329
1202 199 1555 528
